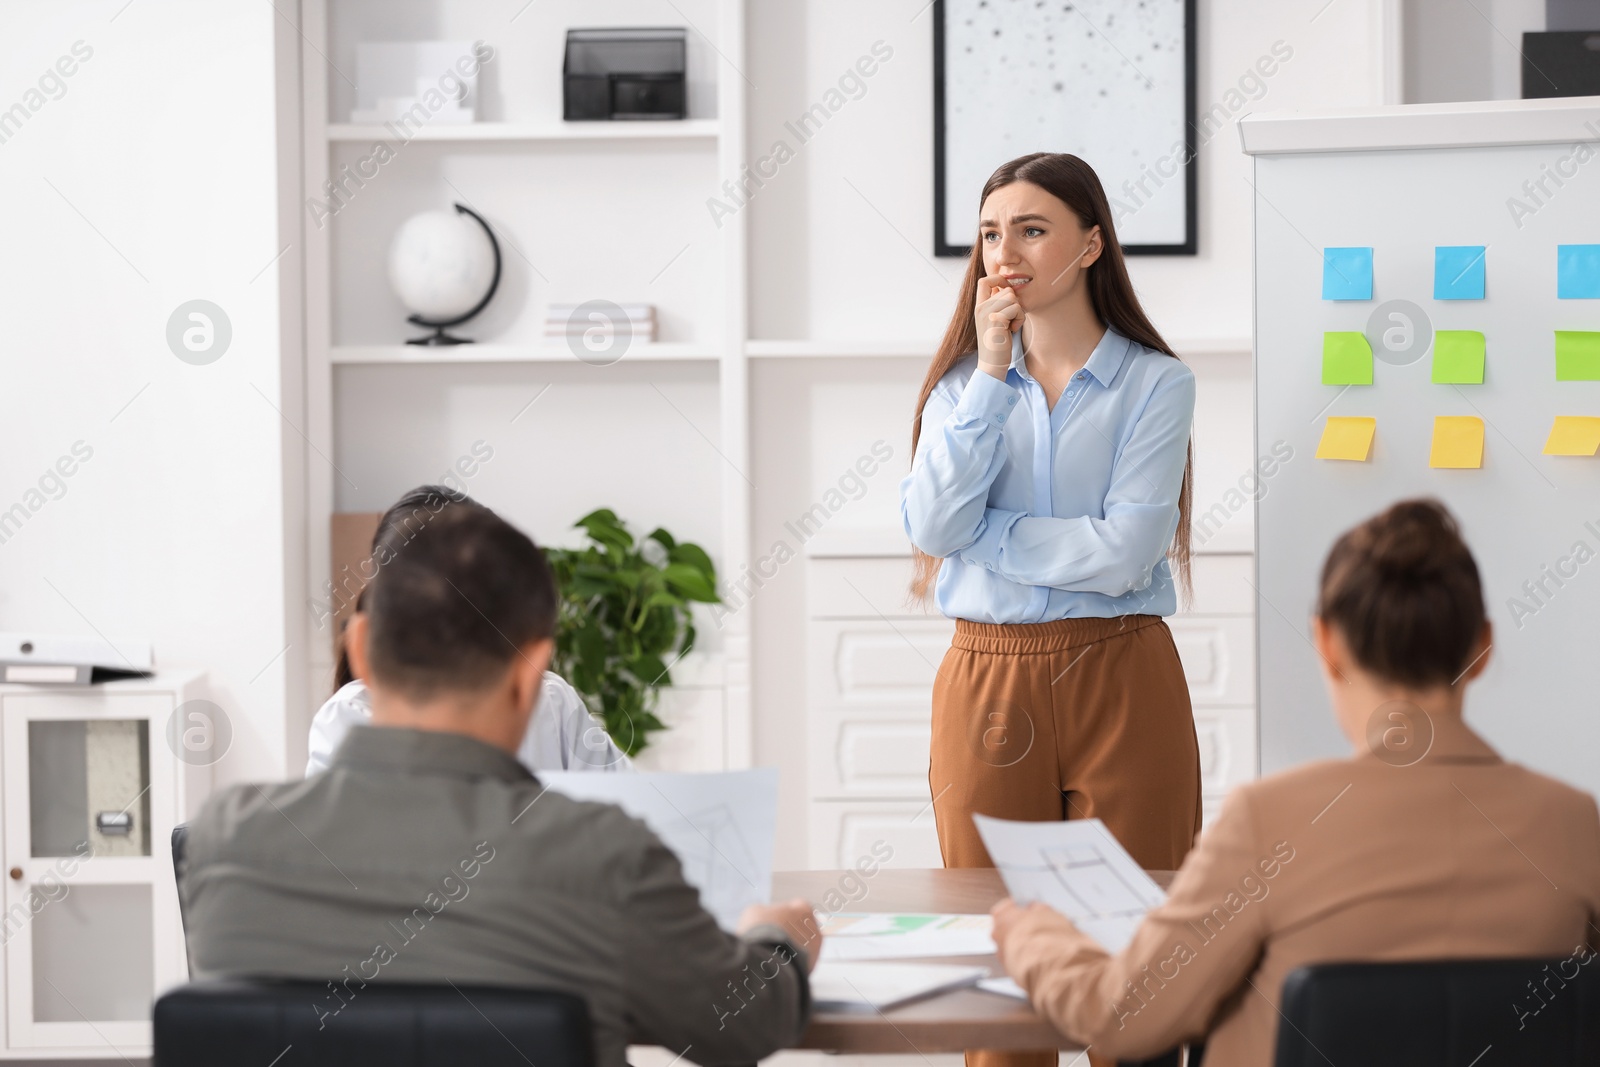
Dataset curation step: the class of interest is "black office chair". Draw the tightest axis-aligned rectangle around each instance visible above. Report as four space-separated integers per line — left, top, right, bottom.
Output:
1274 957 1600 1066
1119 1046 1202 1067
154 979 595 1067
171 824 195 975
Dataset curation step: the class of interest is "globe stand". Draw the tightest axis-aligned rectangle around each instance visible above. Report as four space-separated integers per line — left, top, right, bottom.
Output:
405 322 475 346
403 202 502 346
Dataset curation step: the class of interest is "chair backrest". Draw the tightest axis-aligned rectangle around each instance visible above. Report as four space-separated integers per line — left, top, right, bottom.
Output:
154 978 595 1067
171 824 192 972
1275 957 1600 1067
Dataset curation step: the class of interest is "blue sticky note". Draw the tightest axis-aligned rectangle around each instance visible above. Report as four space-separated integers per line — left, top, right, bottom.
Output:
1322 247 1373 300
1558 245 1600 299
1434 246 1486 300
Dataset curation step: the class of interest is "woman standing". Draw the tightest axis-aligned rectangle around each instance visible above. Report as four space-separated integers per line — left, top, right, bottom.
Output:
899 152 1200 1067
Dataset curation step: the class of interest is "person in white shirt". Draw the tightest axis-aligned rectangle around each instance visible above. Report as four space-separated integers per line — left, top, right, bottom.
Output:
306 671 631 775
306 484 632 777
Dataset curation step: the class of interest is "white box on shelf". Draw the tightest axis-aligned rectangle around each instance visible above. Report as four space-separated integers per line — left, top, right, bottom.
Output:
350 41 482 126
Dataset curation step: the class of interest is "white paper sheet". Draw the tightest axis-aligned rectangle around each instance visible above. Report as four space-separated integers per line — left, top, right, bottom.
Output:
811 962 988 1011
819 912 995 961
973 815 1165 953
539 769 777 932
977 976 1028 1000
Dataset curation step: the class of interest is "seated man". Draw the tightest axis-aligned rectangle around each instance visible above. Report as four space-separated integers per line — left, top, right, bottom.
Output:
990 498 1600 1066
307 484 631 775
185 506 818 1067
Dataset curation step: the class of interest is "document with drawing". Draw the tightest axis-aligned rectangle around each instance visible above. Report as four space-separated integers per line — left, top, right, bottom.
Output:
974 814 1165 952
541 769 777 932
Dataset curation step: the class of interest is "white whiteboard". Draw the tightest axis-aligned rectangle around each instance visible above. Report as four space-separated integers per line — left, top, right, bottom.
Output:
1246 104 1600 799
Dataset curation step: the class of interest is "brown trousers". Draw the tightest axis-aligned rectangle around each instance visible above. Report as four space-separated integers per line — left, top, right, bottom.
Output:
929 615 1203 1067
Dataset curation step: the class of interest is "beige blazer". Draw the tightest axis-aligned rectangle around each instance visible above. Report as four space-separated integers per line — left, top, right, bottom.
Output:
1001 714 1600 1066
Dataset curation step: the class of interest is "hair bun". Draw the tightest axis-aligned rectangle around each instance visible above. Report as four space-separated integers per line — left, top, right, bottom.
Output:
1364 500 1456 580
1317 497 1484 687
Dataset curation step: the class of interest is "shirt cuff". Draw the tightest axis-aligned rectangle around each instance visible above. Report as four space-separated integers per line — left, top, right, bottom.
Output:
1007 906 1103 994
742 923 810 966
956 366 1020 429
740 924 814 1033
959 508 1019 571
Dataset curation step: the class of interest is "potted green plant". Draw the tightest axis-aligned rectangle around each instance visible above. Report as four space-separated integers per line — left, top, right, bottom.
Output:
544 508 720 757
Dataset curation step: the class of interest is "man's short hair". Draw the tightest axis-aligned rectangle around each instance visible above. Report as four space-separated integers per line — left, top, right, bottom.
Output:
364 506 558 700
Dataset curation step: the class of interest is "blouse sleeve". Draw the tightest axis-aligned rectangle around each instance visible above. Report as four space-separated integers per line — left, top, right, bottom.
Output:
955 367 1193 593
1001 785 1275 1060
899 366 1022 558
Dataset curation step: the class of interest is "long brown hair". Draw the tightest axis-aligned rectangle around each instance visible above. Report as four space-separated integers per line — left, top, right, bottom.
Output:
908 152 1193 604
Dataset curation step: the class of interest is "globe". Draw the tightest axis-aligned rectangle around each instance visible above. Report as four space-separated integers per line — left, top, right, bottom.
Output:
387 208 499 330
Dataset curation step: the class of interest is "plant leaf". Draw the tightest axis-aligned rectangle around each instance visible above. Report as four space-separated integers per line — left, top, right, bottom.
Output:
662 562 717 602
668 542 716 583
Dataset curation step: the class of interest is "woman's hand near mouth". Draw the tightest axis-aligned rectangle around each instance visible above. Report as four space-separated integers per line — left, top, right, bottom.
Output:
975 272 1024 376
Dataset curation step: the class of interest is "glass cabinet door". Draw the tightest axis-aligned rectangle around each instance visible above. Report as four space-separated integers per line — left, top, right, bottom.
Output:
29 719 152 859
3 691 176 1055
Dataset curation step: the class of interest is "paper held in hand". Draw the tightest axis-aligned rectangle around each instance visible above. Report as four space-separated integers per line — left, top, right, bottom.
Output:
974 814 1165 953
540 769 777 933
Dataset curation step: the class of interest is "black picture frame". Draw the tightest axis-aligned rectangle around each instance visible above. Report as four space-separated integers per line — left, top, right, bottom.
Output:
932 0 1198 258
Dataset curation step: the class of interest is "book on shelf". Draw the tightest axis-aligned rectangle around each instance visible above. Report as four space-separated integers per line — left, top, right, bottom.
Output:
543 302 658 343
544 302 656 323
541 325 659 342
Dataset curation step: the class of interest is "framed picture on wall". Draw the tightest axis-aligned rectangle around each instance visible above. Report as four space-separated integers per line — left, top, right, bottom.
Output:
933 0 1197 257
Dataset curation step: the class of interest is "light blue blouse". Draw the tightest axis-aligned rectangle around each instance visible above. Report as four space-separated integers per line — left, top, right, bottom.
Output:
898 326 1195 624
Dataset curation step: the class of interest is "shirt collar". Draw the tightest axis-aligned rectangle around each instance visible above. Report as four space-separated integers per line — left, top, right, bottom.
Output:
332 724 536 785
1010 325 1132 387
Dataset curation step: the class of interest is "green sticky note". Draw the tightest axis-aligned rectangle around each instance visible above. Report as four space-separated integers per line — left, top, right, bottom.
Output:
1322 332 1373 385
1556 331 1600 381
1432 330 1485 384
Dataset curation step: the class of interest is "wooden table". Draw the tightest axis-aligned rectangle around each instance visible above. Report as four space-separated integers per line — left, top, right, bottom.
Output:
772 868 1174 1054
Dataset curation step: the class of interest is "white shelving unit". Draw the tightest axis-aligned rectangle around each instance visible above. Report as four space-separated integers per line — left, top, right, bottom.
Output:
300 0 751 770
330 342 719 364
327 119 721 141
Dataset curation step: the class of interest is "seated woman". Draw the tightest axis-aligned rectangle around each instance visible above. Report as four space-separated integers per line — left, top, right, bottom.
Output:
990 498 1600 1065
306 485 632 775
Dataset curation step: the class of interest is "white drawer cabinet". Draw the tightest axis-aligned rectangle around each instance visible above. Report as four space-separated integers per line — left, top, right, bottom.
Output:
0 672 206 1059
808 800 944 870
807 618 952 799
1168 616 1254 706
805 550 1257 862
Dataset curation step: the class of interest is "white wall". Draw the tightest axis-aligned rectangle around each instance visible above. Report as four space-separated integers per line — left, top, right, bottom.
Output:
0 1 303 786
1405 0 1546 103
746 0 1392 348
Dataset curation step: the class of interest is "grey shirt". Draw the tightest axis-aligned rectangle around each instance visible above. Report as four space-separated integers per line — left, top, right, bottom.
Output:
184 726 810 1067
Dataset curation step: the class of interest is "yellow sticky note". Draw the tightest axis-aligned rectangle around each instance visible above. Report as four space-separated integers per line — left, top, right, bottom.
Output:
1315 416 1376 461
1430 416 1484 469
1543 416 1600 456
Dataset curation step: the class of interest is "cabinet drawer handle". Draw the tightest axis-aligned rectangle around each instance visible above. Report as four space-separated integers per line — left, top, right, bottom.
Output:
7 868 20 881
